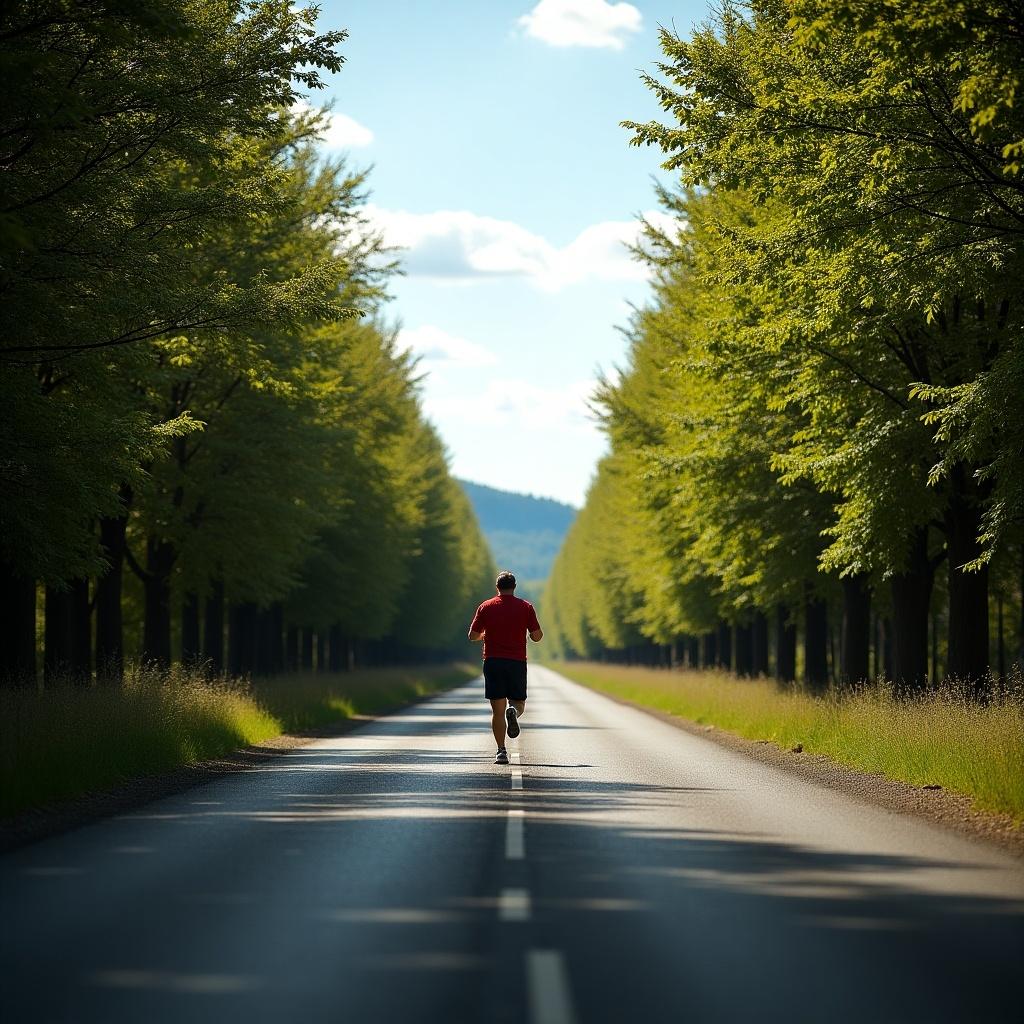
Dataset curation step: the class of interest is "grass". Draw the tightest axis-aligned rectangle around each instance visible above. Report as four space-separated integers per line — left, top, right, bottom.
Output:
549 660 1024 822
0 662 478 818
250 665 477 732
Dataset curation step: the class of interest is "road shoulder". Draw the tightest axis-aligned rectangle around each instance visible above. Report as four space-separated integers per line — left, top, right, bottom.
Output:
559 674 1024 859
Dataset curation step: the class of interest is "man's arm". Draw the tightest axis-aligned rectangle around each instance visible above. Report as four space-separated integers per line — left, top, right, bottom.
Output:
527 603 543 643
469 604 485 643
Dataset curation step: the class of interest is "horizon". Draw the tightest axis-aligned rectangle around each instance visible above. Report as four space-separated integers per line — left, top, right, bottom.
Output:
457 476 580 512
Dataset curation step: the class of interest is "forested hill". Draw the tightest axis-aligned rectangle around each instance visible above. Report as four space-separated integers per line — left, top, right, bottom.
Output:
458 480 576 590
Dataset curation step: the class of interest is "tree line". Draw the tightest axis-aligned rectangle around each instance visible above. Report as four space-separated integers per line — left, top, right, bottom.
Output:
543 0 1023 691
0 1 495 685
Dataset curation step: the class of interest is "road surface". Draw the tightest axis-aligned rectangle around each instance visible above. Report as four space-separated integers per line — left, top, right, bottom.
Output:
2 665 1023 1023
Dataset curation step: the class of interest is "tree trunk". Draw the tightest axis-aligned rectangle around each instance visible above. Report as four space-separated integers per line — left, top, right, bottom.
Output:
329 623 343 671
702 631 717 669
751 610 769 677
734 620 753 677
775 604 796 683
881 616 894 680
316 631 326 673
301 627 314 671
828 617 837 685
70 577 90 681
95 511 127 682
1019 548 1024 671
0 561 36 685
228 602 257 675
890 529 933 690
142 537 175 668
840 574 871 685
996 597 1005 679
44 584 73 684
945 467 990 689
285 624 299 672
203 581 225 673
687 636 700 670
270 603 285 674
44 579 90 684
872 614 880 679
254 606 277 676
716 621 732 671
804 590 829 692
181 592 201 665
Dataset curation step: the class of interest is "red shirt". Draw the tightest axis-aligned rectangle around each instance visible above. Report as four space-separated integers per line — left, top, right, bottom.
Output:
470 594 541 662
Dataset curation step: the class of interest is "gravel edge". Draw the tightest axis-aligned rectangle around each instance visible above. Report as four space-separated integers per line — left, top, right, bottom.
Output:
577 682 1024 860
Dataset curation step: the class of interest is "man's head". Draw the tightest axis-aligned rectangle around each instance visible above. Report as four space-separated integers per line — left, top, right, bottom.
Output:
495 570 516 594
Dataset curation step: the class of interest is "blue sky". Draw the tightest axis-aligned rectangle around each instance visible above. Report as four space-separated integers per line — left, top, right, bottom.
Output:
309 1 710 506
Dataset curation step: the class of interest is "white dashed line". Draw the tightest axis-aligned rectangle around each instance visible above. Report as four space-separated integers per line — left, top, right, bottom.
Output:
527 950 577 1024
498 887 531 922
511 753 523 790
506 809 525 859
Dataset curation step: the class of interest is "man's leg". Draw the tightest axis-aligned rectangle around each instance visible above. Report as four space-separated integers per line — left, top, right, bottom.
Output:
490 698 507 748
505 660 527 736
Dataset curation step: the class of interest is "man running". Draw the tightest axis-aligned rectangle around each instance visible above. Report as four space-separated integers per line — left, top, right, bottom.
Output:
468 570 543 764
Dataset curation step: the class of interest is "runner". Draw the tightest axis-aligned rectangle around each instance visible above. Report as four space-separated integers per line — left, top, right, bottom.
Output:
468 570 543 764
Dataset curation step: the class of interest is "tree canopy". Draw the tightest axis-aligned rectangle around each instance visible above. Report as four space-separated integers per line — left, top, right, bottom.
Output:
544 0 1023 689
0 0 495 683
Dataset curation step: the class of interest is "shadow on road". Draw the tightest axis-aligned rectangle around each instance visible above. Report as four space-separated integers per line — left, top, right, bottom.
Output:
2 684 1022 1024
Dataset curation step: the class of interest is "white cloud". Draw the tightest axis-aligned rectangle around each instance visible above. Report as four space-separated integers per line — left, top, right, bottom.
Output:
399 325 497 369
366 205 679 291
294 100 373 149
422 377 600 435
518 0 642 50
320 111 373 149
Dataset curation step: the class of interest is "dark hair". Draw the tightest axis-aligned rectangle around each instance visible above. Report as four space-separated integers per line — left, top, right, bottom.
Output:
495 570 516 591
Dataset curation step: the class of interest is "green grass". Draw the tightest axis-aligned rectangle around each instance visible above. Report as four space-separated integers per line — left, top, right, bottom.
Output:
250 665 478 732
550 661 1024 822
0 662 477 818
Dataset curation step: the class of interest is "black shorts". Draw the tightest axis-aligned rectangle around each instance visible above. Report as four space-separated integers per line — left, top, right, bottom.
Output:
483 658 528 701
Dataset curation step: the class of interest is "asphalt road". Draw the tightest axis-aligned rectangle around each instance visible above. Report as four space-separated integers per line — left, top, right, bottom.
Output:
2 664 1023 1024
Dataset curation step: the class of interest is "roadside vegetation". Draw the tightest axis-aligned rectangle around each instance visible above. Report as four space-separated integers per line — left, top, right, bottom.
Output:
0 664 476 818
0 1 495 688
553 661 1024 821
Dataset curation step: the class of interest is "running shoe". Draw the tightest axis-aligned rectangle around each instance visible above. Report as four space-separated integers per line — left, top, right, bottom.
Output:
494 748 509 765
505 705 520 739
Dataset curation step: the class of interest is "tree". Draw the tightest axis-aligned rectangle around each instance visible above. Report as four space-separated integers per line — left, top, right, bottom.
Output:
622 0 1023 686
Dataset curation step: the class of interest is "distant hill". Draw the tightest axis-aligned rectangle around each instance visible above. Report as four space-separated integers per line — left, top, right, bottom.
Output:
458 480 576 596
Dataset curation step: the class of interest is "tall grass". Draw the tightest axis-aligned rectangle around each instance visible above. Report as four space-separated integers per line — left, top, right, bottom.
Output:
552 661 1024 821
1 663 477 818
251 666 475 732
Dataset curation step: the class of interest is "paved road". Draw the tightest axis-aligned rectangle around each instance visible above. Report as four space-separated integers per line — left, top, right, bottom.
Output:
2 665 1023 1023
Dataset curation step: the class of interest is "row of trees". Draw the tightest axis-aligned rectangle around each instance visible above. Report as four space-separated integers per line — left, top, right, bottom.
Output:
0 1 495 684
543 0 1023 690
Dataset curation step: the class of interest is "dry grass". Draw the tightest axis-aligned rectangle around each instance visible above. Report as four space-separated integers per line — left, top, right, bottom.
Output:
1 662 477 817
550 661 1024 821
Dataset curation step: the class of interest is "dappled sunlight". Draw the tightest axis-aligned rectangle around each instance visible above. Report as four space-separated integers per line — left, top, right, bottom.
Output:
4 675 1019 1024
5 674 1023 1024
